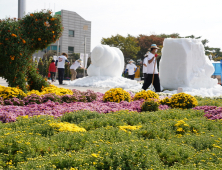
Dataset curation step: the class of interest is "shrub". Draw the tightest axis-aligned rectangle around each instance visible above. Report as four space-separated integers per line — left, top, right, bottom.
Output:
26 89 42 96
0 10 63 92
23 94 42 105
0 85 26 99
42 93 60 103
72 89 98 102
103 88 131 103
84 90 97 102
159 96 171 106
4 97 25 106
196 97 222 107
133 90 159 101
41 85 73 96
141 99 159 112
60 95 73 103
170 93 198 109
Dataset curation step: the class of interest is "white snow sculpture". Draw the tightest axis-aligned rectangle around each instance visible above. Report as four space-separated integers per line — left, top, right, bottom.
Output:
159 38 218 90
87 45 124 77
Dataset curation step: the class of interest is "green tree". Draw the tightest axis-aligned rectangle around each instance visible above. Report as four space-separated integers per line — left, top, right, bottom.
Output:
101 34 140 61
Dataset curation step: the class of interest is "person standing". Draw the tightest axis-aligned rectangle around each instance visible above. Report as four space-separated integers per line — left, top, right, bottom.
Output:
48 60 56 82
55 53 70 85
143 51 150 80
142 44 161 92
70 59 86 81
125 59 137 80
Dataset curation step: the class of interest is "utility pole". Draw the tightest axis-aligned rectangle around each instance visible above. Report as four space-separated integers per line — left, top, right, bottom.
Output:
18 0 26 19
57 39 59 57
84 36 86 77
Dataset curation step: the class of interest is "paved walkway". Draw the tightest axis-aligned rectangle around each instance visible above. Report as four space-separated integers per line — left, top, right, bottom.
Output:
0 77 111 93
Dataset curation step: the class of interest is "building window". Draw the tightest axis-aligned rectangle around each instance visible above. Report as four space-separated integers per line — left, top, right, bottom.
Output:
51 45 60 52
68 46 74 53
69 30 74 37
43 46 60 53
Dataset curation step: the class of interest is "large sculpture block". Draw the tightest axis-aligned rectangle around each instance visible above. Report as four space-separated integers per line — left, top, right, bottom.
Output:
87 45 124 77
159 38 217 90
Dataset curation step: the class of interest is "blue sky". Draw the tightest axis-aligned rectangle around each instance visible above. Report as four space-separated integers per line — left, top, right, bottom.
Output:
0 0 221 51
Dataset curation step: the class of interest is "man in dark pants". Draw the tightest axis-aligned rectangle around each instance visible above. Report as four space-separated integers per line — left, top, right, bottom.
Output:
125 59 137 80
55 53 70 85
142 44 161 92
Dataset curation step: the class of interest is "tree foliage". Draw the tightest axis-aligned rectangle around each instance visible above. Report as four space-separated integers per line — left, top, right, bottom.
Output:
102 33 221 64
0 10 63 92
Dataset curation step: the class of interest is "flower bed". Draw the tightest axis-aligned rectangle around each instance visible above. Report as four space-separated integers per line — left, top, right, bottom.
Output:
1 109 222 169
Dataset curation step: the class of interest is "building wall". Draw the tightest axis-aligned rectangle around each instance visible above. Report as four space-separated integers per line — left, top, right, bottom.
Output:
52 10 91 55
33 10 91 58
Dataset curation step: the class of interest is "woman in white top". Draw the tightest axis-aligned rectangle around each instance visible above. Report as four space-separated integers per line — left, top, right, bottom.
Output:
125 59 137 80
70 59 86 81
142 44 161 92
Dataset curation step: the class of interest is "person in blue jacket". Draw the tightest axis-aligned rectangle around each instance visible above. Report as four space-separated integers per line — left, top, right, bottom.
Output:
125 59 137 80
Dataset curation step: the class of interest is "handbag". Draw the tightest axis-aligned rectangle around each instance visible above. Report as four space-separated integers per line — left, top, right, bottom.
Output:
48 72 51 78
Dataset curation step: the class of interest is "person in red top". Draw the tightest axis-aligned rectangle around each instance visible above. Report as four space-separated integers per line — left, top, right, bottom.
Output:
48 60 56 82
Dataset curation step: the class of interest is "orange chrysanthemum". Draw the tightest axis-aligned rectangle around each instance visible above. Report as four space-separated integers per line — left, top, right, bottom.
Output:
11 33 17 37
10 56 15 60
38 38 41 41
22 39 26 44
30 14 34 16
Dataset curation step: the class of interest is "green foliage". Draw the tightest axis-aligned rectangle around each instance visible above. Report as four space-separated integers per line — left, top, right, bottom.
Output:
37 58 44 75
141 99 159 112
101 34 140 60
196 97 222 107
27 63 49 91
68 53 80 61
0 10 63 92
1 109 222 169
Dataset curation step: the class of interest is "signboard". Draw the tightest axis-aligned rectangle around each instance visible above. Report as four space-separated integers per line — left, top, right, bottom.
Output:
80 53 89 68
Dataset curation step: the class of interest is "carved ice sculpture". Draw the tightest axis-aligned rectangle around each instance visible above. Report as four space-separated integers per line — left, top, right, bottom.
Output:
87 45 124 77
159 38 218 90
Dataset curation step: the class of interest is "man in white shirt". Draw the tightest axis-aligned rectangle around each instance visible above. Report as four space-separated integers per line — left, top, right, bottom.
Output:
125 59 137 80
55 53 70 85
70 59 86 81
143 51 150 79
142 44 161 92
